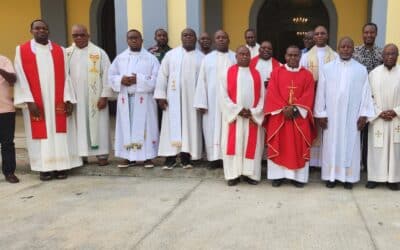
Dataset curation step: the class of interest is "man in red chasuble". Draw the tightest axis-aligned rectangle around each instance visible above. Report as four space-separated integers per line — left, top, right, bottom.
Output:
264 45 316 188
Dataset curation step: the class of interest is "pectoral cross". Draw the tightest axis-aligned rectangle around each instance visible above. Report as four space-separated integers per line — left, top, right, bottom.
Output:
395 125 400 133
121 97 125 104
375 130 383 138
288 80 297 105
140 96 144 104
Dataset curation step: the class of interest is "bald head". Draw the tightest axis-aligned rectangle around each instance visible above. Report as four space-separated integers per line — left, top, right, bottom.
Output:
181 28 197 51
214 30 229 52
236 46 251 67
198 32 212 54
71 24 89 49
383 44 399 70
337 37 354 61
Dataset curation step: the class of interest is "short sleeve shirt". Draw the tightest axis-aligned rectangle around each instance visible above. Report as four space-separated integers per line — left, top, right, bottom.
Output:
353 45 383 73
0 55 16 113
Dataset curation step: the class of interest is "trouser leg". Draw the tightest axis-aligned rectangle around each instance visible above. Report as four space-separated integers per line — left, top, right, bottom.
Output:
361 125 368 170
0 112 16 176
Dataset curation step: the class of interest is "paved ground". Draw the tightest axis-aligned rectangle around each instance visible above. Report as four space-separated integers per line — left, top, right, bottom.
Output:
1 172 399 250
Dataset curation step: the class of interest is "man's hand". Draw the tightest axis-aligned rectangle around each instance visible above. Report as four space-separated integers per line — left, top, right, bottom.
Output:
198 108 207 114
282 106 295 120
316 117 328 130
239 108 251 119
97 97 108 110
157 99 168 110
121 74 137 86
27 102 41 118
357 116 368 131
379 110 396 121
65 101 73 116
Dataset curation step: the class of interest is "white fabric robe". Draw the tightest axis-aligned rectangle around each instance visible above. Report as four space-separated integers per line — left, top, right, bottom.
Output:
109 48 160 161
267 65 310 183
67 44 114 157
368 65 400 183
154 47 204 159
314 58 375 183
246 43 260 59
300 46 337 167
193 50 236 161
14 40 82 171
219 67 265 181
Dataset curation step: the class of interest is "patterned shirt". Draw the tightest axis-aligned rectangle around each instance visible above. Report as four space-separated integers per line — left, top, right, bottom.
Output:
148 45 171 63
353 44 383 72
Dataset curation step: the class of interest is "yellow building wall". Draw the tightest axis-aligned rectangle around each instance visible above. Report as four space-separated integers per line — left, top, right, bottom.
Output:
0 0 41 60
66 0 91 45
167 0 187 47
334 0 367 47
127 0 143 32
222 0 253 50
222 0 368 50
385 0 400 46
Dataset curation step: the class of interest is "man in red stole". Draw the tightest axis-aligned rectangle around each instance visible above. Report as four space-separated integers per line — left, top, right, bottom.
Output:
14 20 82 181
250 40 280 90
264 45 315 188
219 46 265 186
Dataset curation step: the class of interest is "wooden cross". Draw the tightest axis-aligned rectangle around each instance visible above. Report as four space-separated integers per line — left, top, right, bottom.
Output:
288 80 297 104
375 130 383 138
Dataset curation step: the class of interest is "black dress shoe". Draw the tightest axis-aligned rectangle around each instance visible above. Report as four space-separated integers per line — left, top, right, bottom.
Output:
365 181 378 189
227 178 240 186
243 176 259 185
207 160 223 170
40 172 53 181
325 181 336 188
5 174 20 183
291 180 304 188
387 182 400 191
343 182 353 190
54 170 68 180
272 179 284 187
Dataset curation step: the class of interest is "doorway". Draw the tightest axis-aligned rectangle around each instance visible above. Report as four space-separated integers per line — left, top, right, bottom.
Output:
256 0 330 61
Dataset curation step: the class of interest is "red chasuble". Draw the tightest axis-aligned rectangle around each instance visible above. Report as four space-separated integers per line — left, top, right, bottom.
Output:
249 56 280 71
226 65 261 159
264 66 316 169
20 41 67 139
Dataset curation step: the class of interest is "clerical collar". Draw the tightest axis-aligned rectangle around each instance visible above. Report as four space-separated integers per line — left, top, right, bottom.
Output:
316 46 327 51
284 64 300 72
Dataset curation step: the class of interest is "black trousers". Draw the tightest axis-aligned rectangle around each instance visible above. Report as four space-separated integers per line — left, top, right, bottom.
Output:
0 112 16 176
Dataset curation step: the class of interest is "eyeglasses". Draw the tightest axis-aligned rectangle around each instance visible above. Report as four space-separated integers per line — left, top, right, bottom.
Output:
72 33 87 38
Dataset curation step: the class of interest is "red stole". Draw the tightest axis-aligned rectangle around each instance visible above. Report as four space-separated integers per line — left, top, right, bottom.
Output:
226 65 261 159
249 56 280 71
20 41 67 139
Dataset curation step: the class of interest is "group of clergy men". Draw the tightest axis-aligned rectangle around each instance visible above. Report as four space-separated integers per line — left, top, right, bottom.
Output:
1 19 399 191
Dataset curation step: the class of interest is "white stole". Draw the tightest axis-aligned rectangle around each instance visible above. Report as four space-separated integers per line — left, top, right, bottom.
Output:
117 50 148 150
167 48 184 147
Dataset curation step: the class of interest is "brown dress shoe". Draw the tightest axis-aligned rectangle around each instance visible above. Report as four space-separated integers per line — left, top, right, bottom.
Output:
54 170 68 180
97 158 109 166
40 172 53 181
5 174 20 183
